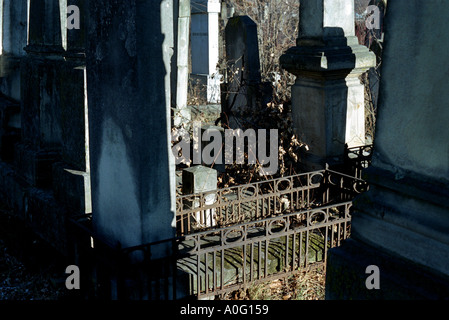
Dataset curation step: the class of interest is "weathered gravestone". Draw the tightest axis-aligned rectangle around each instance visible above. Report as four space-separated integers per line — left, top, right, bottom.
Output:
326 0 449 299
281 0 376 171
0 0 91 254
223 16 262 129
182 165 218 228
87 0 177 262
17 0 65 188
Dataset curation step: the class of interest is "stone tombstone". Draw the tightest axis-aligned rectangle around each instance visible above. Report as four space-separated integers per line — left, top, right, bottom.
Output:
281 0 376 171
190 0 221 104
223 15 261 129
182 165 218 228
0 0 90 254
17 0 68 187
326 0 449 299
87 0 176 259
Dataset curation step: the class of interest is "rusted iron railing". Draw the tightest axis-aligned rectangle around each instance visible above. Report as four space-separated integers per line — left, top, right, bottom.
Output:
345 144 373 179
69 168 368 300
176 169 367 237
177 201 353 298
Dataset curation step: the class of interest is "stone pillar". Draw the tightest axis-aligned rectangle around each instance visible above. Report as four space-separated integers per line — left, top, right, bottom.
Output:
280 0 376 171
17 0 67 187
325 0 449 299
190 0 221 104
173 0 192 128
86 0 176 258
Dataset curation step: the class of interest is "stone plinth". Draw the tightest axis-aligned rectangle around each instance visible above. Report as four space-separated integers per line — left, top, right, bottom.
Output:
325 0 449 299
281 0 376 170
182 165 218 228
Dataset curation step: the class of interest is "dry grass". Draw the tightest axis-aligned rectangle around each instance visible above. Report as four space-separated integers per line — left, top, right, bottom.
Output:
220 266 327 301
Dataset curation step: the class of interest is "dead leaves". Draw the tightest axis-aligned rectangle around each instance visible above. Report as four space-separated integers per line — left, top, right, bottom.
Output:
221 267 326 301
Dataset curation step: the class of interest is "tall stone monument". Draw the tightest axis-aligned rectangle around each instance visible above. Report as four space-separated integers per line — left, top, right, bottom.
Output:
18 0 66 188
86 0 177 259
326 0 449 299
281 0 376 171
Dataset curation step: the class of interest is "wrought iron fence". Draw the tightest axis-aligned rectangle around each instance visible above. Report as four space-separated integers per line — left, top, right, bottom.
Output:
344 144 373 179
176 168 367 237
176 201 353 298
69 168 368 300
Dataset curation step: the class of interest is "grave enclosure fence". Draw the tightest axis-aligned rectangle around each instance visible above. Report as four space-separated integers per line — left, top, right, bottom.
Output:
69 160 370 299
